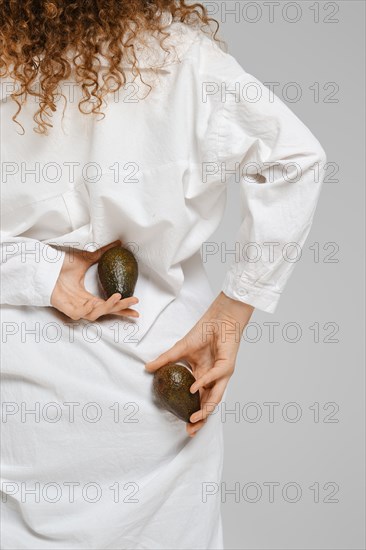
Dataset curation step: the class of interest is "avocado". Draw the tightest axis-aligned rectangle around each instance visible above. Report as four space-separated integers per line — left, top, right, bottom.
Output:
153 362 201 423
98 246 138 299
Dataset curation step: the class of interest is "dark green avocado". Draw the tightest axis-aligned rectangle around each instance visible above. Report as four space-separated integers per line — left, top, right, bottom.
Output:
98 246 138 299
153 363 201 423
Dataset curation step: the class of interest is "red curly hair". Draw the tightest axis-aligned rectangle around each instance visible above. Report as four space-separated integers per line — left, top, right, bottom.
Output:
0 0 222 135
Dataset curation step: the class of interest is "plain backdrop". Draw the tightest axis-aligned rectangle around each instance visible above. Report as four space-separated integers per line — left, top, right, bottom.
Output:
198 1 365 549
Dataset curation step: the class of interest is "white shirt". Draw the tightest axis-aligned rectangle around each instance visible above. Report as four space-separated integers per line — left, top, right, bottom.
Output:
0 16 327 550
1 18 326 331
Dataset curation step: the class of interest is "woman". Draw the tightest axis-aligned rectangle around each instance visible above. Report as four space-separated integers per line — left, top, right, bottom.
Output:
0 1 326 549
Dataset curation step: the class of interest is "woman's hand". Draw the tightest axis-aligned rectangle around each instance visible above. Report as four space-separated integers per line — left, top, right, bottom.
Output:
145 291 254 437
51 240 139 322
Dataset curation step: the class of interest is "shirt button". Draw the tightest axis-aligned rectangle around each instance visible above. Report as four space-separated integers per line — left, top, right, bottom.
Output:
237 287 248 297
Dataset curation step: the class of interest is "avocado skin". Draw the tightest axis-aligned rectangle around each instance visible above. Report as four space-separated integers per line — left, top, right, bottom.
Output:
98 246 138 299
153 363 201 423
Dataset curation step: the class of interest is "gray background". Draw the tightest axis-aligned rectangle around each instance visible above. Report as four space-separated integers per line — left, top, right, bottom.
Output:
199 1 365 549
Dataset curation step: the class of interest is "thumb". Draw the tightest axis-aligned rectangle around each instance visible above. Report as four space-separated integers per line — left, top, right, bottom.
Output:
145 338 188 372
86 240 122 265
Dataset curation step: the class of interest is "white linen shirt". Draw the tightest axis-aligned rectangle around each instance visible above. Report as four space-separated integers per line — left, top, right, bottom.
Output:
0 19 327 338
0 18 328 549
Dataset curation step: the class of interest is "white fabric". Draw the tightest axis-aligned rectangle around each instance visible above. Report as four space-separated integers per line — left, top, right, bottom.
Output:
0 15 326 550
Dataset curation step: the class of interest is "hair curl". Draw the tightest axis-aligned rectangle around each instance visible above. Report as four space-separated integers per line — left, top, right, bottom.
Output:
0 0 223 135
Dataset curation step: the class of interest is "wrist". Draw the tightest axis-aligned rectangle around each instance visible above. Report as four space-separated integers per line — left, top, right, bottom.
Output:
216 291 254 329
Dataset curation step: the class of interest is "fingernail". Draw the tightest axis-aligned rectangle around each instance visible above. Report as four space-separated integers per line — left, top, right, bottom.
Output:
190 385 197 394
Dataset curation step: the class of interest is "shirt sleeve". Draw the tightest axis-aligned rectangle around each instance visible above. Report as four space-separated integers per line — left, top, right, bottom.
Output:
198 36 327 313
0 234 65 307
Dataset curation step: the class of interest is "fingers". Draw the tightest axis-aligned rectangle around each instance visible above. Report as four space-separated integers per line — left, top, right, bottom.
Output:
82 293 122 321
186 419 206 437
110 308 140 318
66 295 105 321
190 358 234 393
189 378 228 425
83 294 139 321
189 366 223 394
110 296 139 313
109 296 140 318
144 338 188 372
65 290 139 322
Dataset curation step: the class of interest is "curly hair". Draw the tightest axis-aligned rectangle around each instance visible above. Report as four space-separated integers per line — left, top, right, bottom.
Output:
0 0 222 135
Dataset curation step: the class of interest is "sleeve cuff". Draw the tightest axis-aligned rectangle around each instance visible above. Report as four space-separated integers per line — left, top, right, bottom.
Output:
221 270 281 314
33 246 65 307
